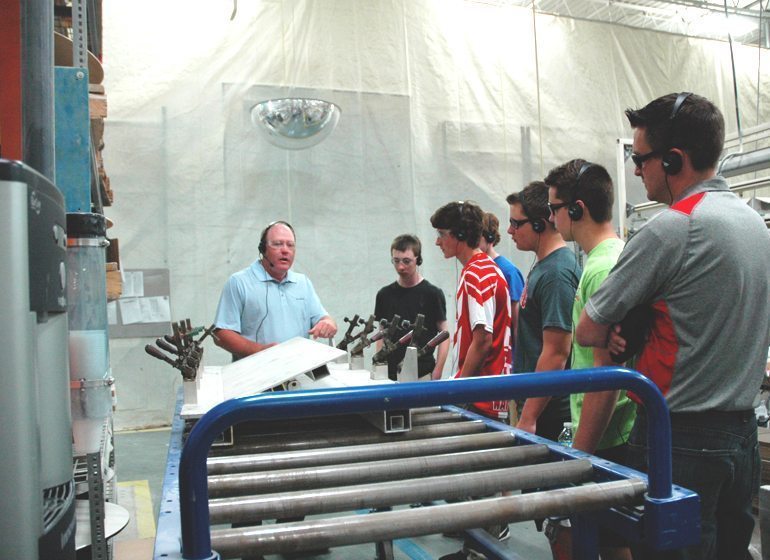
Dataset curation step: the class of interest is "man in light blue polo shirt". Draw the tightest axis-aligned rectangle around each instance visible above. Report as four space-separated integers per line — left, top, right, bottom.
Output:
213 221 337 360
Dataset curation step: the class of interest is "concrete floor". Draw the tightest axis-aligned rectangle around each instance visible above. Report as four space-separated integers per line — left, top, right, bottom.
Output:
111 427 764 560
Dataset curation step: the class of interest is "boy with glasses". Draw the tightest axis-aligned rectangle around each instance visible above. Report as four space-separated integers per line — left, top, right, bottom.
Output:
506 182 580 442
544 160 635 560
374 234 449 380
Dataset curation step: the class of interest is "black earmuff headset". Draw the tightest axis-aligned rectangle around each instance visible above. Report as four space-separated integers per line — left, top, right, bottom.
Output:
520 199 546 233
567 162 594 221
483 231 495 243
416 254 423 266
661 92 692 176
452 201 468 240
258 220 295 255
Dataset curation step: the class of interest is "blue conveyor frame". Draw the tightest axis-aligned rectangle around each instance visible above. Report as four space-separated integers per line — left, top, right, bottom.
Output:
154 366 700 560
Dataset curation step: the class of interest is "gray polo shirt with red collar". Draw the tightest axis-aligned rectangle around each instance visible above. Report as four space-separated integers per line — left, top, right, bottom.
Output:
586 176 770 413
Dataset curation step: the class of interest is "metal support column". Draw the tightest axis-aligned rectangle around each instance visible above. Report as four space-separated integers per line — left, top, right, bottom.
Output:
86 450 108 559
21 0 55 179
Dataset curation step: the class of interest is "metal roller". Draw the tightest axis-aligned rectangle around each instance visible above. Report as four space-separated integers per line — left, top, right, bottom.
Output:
207 430 515 475
209 458 595 523
210 479 647 558
218 420 487 456
208 444 551 497
411 406 443 414
410 411 464 425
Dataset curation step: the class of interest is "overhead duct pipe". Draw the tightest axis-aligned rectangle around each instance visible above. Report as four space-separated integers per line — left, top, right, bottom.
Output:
719 147 770 177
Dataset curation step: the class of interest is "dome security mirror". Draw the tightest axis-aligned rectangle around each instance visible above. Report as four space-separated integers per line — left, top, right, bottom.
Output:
250 98 341 150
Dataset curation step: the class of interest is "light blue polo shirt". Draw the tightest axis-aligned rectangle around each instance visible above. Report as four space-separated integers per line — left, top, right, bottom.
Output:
214 260 328 345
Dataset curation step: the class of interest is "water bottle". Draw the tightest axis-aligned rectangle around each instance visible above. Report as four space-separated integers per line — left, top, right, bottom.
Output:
557 422 574 446
756 400 769 427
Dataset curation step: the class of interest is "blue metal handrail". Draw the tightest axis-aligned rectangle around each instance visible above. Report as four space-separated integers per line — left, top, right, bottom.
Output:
178 366 670 560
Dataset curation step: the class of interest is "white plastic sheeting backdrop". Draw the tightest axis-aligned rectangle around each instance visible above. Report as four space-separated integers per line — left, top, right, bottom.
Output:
102 0 769 429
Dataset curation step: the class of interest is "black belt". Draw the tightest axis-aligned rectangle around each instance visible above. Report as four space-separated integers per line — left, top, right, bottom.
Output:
638 407 755 422
669 409 755 422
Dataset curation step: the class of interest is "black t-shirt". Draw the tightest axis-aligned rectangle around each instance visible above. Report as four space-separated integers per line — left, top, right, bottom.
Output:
374 279 447 380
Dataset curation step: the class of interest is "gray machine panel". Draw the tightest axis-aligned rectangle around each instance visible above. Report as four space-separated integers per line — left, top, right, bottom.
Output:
0 159 67 313
0 159 75 559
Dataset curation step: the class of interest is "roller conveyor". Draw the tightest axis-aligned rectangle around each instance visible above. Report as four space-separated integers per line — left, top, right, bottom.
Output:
154 367 701 560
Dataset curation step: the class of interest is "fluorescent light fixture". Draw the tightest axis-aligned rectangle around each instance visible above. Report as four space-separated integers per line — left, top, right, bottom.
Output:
250 98 341 150
689 12 757 39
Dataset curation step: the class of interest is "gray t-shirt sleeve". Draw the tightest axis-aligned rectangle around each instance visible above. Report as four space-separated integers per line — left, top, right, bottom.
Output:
586 212 686 325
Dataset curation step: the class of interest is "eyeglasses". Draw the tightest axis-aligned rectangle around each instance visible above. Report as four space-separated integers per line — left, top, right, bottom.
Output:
509 217 531 230
631 150 662 169
436 230 452 239
547 201 569 214
267 240 296 249
391 257 414 265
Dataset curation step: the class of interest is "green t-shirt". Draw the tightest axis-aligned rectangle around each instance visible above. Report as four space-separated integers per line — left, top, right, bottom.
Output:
570 238 637 450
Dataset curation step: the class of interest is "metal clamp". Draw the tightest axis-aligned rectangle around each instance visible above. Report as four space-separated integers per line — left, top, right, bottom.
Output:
70 377 115 390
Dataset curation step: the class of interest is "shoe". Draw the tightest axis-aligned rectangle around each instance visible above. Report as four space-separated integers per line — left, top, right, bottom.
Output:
438 548 487 560
442 529 464 539
497 525 510 541
438 551 468 560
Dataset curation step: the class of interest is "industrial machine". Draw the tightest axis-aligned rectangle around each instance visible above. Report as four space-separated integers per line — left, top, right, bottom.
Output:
0 160 76 559
154 366 700 560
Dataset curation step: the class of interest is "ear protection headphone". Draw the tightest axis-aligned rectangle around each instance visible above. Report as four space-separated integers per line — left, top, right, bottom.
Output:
567 162 594 221
530 218 546 233
483 230 495 243
258 220 295 255
662 92 692 176
452 201 467 240
520 199 546 233
416 255 423 266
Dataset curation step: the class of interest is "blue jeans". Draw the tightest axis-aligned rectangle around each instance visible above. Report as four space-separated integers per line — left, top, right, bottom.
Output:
627 408 759 560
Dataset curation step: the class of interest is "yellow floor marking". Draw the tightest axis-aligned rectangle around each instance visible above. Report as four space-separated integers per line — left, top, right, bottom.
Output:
117 480 156 539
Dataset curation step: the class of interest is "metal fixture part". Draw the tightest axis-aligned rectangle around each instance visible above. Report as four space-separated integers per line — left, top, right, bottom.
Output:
144 318 215 380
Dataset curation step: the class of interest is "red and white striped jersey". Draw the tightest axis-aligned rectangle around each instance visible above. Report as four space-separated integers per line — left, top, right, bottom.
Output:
452 252 512 419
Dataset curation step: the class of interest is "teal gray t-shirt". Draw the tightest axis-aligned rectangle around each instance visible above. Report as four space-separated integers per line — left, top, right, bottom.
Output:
515 247 580 419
